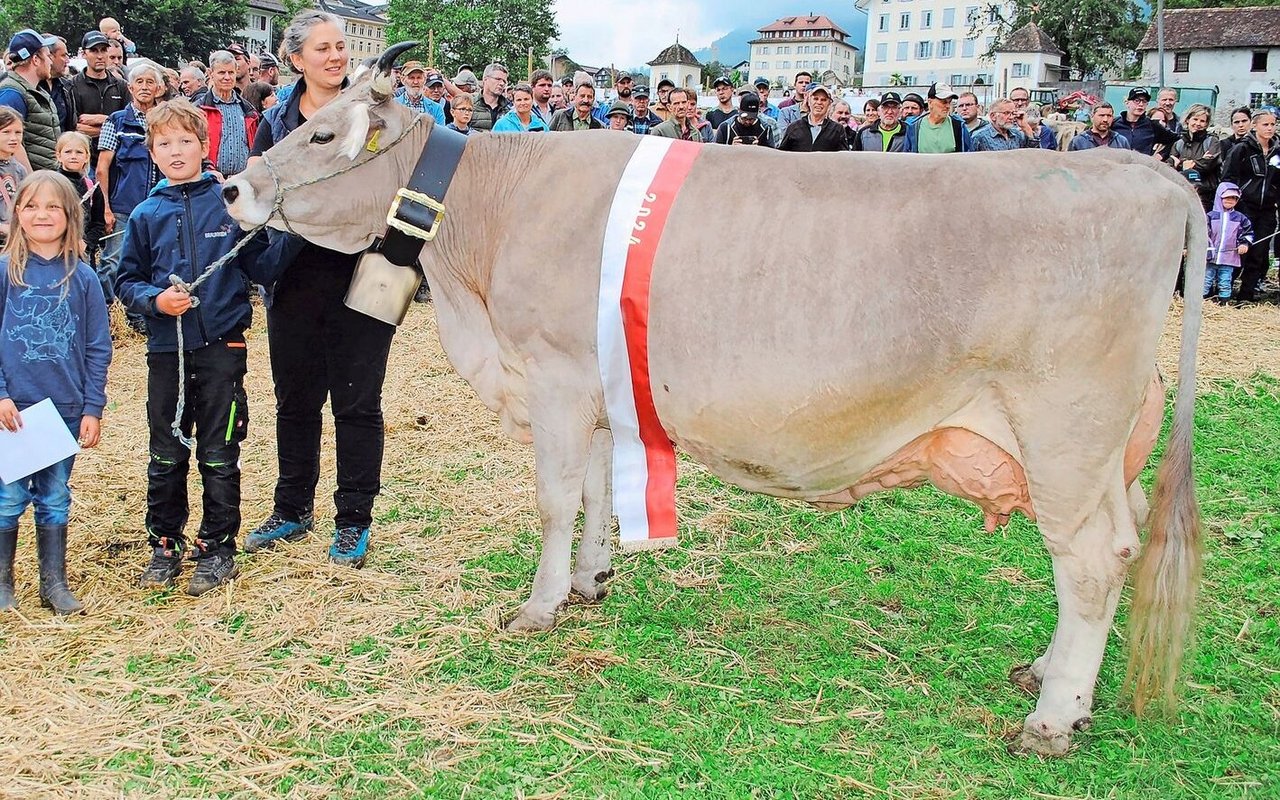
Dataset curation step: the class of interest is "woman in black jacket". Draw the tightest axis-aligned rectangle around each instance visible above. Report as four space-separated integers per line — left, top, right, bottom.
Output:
1170 103 1222 211
242 10 397 567
1221 109 1279 302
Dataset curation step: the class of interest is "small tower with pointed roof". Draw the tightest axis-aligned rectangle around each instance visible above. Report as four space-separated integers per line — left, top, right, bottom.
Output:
647 37 703 93
994 22 1064 96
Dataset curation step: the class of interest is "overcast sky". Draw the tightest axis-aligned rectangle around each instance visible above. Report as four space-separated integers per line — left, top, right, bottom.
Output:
552 0 735 68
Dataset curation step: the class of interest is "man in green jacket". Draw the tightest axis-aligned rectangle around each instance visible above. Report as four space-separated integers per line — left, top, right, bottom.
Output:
0 29 61 171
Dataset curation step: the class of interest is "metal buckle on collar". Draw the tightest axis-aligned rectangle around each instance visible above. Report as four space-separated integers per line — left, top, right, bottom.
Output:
386 188 446 242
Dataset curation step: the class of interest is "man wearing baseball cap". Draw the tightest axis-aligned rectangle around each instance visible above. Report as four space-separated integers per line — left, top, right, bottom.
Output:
778 83 845 151
0 29 60 170
394 62 445 124
705 75 737 130
257 52 281 87
630 85 661 135
850 91 908 152
1112 87 1179 156
715 91 772 147
224 43 252 91
752 75 779 120
903 82 973 153
591 71 632 124
654 78 676 122
69 31 129 166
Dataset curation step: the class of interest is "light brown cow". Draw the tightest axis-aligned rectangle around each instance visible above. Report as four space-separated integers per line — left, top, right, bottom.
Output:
222 54 1206 757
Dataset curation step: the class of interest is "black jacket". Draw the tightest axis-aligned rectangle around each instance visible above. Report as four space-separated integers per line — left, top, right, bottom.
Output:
1170 130 1222 210
714 117 773 147
1221 134 1279 217
778 117 848 152
1111 112 1179 157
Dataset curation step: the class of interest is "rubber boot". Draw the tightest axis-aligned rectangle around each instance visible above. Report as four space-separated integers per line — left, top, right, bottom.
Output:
36 523 83 615
0 526 17 610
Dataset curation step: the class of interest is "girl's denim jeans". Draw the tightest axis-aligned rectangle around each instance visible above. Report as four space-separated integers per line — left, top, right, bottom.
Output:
0 454 76 529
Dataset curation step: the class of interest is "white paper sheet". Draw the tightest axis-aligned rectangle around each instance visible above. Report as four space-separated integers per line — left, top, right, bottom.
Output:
0 398 81 484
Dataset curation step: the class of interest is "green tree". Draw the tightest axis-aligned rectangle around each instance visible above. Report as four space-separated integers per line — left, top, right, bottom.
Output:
387 0 558 79
1164 0 1280 6
4 0 249 63
974 0 1146 78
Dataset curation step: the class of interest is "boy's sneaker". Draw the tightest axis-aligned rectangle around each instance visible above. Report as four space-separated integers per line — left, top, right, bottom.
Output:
329 526 370 569
138 540 184 589
187 548 239 597
243 512 313 553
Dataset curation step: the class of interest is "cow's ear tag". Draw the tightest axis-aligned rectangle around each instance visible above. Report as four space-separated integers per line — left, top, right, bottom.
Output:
366 130 381 152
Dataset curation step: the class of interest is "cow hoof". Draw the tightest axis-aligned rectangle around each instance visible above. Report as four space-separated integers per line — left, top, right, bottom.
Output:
1009 718 1072 758
502 606 559 632
1008 664 1042 695
1072 716 1093 732
569 585 608 604
569 570 613 603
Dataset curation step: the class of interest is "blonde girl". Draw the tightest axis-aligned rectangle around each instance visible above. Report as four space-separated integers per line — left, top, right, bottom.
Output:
0 171 112 615
55 132 108 277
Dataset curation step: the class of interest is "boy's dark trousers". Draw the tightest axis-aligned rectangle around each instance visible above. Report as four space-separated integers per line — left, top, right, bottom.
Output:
145 328 249 553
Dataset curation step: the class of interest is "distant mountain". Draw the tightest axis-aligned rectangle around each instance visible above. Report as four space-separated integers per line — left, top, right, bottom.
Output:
692 8 869 67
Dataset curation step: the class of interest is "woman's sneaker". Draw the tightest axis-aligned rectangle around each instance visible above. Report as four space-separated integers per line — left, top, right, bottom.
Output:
243 512 314 553
138 540 184 588
187 548 240 596
329 526 370 568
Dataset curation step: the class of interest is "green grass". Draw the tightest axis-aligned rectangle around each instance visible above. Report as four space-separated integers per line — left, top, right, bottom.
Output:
62 375 1280 797
281 374 1277 799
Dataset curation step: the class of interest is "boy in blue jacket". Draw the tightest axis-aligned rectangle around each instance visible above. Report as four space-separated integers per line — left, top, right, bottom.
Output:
115 99 275 596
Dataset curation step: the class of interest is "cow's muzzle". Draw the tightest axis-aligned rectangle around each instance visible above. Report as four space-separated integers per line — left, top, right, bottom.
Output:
221 176 271 228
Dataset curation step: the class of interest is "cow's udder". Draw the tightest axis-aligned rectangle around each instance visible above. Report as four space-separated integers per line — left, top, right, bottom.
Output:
811 427 1035 532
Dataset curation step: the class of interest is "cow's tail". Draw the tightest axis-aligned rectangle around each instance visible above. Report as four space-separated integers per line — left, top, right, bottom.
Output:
1124 188 1206 716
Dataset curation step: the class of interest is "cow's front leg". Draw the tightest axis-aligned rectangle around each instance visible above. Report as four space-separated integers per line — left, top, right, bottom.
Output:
1009 630 1055 695
505 362 597 632
571 428 613 603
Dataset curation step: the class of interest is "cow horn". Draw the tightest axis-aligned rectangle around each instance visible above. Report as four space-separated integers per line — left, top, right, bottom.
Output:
377 41 419 74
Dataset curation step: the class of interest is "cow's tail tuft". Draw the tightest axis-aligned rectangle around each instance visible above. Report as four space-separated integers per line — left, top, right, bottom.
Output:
1124 188 1206 716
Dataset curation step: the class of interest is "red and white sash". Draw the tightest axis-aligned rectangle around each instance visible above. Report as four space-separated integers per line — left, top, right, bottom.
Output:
597 137 701 552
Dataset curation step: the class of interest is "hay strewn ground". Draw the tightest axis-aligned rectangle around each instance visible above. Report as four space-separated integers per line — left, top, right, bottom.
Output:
0 295 1276 797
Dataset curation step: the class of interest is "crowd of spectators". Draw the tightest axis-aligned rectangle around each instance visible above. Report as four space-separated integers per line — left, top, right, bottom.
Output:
1 21 1277 303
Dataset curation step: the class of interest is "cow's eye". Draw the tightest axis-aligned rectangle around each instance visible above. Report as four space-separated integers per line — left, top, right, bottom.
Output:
310 131 335 144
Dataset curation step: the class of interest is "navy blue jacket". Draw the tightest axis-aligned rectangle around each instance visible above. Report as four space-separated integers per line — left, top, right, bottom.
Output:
1111 113 1178 157
115 174 274 352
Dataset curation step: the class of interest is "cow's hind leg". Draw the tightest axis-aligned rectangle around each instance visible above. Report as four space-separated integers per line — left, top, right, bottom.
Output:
1013 480 1139 756
505 361 597 632
571 428 614 603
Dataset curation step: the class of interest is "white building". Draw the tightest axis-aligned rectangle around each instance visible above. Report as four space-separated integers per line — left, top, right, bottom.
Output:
235 0 387 74
1137 7 1280 119
748 14 860 88
319 0 389 73
647 42 703 93
857 0 1012 90
235 0 289 59
993 22 1062 97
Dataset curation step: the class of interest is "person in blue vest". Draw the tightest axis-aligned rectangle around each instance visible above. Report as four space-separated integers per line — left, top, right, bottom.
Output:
95 61 164 334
